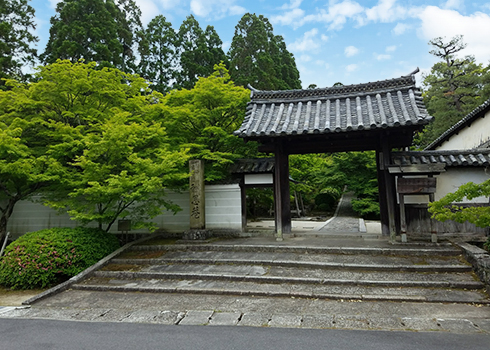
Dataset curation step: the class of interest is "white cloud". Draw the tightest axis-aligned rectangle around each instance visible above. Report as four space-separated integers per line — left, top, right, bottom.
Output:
48 0 59 9
300 54 312 62
222 41 231 52
158 0 181 9
289 28 324 52
135 0 161 24
345 45 359 57
271 8 305 27
375 54 391 60
321 34 329 41
281 0 303 10
386 45 397 52
444 0 464 10
392 22 410 35
190 0 246 18
365 0 408 23
302 0 364 30
346 64 358 72
418 6 490 64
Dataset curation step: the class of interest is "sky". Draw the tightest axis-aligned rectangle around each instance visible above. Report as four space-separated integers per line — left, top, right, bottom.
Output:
29 0 490 88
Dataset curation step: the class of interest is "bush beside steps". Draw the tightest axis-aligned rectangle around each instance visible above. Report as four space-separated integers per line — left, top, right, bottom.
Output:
0 227 120 290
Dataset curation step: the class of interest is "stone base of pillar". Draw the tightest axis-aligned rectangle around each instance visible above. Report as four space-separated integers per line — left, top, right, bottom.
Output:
182 229 211 241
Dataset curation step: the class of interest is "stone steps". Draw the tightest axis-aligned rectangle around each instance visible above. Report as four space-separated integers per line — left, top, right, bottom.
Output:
75 275 488 304
70 240 490 304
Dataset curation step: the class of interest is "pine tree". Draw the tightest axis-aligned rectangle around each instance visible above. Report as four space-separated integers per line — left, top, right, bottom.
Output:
418 36 490 147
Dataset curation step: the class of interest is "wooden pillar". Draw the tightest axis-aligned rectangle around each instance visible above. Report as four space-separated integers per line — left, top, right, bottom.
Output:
274 142 291 240
376 150 389 236
381 142 397 242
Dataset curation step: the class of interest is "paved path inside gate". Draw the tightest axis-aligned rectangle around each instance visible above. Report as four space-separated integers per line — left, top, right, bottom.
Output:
247 191 381 236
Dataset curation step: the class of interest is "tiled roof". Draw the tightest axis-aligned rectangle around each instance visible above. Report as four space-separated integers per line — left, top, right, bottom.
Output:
391 149 490 167
425 98 490 150
229 158 275 174
234 73 432 138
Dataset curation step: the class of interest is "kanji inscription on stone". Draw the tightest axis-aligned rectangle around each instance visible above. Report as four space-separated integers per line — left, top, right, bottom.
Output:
189 159 205 230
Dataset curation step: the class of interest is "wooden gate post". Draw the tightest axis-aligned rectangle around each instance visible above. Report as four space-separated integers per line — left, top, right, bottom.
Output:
274 142 291 240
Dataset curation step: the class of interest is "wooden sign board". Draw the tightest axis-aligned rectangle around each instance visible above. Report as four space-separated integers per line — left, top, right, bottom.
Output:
397 177 436 194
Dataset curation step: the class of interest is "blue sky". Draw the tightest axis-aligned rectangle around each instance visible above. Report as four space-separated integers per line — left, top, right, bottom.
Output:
30 0 490 88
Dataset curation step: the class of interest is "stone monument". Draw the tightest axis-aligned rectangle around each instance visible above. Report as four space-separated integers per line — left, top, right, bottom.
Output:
183 159 209 240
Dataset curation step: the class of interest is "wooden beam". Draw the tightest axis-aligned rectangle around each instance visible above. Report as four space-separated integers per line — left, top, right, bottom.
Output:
388 163 446 174
254 128 418 154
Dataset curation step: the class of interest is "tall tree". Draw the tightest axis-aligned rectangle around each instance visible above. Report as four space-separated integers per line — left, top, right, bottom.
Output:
41 0 143 73
0 0 38 87
417 35 490 148
228 13 301 90
161 63 257 181
0 60 188 236
138 15 177 94
175 15 228 90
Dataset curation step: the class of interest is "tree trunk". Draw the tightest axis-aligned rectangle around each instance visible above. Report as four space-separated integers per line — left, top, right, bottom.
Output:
0 198 19 245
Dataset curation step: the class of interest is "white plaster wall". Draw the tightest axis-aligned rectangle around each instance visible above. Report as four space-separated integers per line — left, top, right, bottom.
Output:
244 173 273 185
436 110 490 150
5 184 242 238
401 168 490 204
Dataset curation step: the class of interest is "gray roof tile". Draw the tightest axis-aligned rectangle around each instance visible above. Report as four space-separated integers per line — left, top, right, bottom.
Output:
391 149 490 167
424 98 490 150
230 158 275 174
235 75 432 138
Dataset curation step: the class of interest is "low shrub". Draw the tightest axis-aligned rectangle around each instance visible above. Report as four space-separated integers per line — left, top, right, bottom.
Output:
0 227 120 289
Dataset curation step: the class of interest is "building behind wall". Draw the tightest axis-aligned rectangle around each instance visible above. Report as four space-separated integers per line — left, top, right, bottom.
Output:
391 98 490 239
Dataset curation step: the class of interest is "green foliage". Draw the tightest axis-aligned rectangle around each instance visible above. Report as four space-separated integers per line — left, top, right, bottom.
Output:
138 15 177 94
428 179 490 228
246 188 274 218
160 63 257 181
174 15 228 90
417 36 490 148
288 152 378 217
484 238 490 253
41 0 143 72
0 0 38 86
45 114 188 232
334 152 380 218
228 13 301 90
0 227 120 289
289 154 341 213
314 188 342 212
0 60 188 233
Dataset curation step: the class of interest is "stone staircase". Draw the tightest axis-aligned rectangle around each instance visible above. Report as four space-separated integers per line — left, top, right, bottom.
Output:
73 238 490 305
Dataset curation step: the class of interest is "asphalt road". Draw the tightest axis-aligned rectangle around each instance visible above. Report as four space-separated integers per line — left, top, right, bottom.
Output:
1 318 489 350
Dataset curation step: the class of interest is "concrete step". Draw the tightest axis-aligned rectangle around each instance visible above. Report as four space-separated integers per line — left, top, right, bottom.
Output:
92 267 484 288
110 256 473 272
129 243 463 257
73 276 490 304
68 239 489 305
